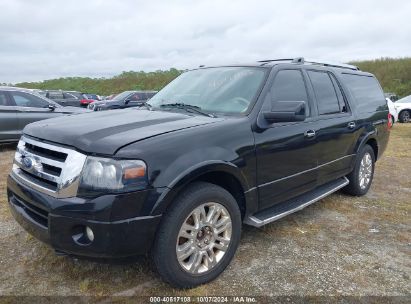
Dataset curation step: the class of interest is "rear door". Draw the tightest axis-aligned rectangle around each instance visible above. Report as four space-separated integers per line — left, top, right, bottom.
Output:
0 91 20 142
9 91 61 130
254 68 319 210
305 69 358 185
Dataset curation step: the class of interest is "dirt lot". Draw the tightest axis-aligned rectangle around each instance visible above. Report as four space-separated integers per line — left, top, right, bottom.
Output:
0 125 410 298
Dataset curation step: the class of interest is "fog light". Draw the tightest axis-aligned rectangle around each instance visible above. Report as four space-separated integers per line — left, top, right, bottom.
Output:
86 226 94 242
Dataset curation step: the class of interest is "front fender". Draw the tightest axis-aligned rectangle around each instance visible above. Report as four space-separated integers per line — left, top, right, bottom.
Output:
150 160 250 216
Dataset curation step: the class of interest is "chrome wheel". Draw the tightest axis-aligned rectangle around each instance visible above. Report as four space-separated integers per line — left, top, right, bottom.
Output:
176 202 232 274
359 152 373 190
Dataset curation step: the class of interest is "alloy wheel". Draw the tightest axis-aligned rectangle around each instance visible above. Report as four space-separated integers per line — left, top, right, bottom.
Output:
176 202 232 274
359 152 373 190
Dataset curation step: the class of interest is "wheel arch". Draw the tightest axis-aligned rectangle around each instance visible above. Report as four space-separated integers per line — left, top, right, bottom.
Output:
356 131 379 161
150 161 252 218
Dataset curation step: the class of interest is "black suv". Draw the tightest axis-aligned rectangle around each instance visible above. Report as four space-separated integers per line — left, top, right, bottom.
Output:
7 58 390 288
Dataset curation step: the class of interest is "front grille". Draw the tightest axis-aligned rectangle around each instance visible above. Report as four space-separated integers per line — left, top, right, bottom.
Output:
24 142 67 162
19 169 58 191
10 193 49 228
12 136 87 198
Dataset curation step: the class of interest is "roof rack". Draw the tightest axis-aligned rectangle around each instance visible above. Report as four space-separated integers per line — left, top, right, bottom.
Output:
258 57 360 71
257 58 295 63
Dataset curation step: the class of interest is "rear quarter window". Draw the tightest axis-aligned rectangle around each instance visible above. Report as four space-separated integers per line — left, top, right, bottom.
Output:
341 74 387 113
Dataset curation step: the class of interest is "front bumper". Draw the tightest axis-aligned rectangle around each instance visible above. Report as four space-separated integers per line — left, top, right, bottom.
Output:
7 174 163 258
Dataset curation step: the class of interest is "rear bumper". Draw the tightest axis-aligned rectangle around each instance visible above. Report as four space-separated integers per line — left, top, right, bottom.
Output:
7 174 162 258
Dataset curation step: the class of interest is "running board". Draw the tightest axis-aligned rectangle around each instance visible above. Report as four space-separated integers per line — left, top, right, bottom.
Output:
245 177 349 227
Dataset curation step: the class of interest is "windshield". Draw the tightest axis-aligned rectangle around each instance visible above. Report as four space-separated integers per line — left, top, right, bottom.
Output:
83 94 99 100
148 67 267 114
112 91 134 101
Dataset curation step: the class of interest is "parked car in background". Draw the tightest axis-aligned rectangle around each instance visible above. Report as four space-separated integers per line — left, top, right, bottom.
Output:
386 97 398 124
394 95 411 123
28 89 46 95
43 90 84 107
0 87 89 143
384 92 399 102
80 93 101 107
105 94 118 100
88 90 157 111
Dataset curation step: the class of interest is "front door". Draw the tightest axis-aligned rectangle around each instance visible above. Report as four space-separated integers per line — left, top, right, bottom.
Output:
254 69 319 210
0 91 20 142
9 91 60 131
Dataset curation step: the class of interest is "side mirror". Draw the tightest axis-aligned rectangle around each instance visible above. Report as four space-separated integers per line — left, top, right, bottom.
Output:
48 104 56 111
124 99 131 104
263 101 306 123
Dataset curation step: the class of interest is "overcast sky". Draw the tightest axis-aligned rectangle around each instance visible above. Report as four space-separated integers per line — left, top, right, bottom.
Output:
0 0 410 83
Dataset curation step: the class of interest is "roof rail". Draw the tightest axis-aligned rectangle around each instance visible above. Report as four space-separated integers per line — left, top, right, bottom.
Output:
304 58 359 71
257 57 360 71
257 58 295 64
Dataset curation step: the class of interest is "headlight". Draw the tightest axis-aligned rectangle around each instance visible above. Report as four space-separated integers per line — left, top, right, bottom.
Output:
78 156 147 197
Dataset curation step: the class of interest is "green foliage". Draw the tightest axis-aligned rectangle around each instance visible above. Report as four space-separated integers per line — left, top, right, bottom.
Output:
14 58 411 98
349 57 411 98
15 69 182 96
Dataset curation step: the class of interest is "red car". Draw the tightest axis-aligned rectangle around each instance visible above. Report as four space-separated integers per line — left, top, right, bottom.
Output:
80 94 101 106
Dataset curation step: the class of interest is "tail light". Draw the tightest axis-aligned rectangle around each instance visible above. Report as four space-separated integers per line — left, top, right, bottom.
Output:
387 113 393 130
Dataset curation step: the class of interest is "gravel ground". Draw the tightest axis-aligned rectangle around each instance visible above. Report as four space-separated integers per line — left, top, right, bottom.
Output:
0 124 410 300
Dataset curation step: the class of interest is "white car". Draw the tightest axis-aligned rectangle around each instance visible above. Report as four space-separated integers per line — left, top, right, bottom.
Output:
394 95 411 123
386 97 398 124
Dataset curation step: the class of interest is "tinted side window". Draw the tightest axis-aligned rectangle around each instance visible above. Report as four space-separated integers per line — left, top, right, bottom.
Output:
308 71 340 115
272 70 308 102
330 74 348 112
271 70 309 115
0 92 9 106
11 92 49 108
130 93 141 101
341 74 386 113
64 92 78 99
48 91 64 99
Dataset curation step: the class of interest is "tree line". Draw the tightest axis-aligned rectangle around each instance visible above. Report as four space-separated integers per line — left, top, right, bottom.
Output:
14 58 411 98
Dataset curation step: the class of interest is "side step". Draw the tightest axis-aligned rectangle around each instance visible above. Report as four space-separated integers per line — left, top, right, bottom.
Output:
245 177 349 227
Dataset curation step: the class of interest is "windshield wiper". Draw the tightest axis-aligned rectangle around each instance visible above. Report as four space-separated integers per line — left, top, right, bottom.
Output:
136 101 154 110
160 103 216 118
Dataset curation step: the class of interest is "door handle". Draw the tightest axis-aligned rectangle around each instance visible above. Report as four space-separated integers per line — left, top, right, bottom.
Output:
347 122 356 129
304 130 316 138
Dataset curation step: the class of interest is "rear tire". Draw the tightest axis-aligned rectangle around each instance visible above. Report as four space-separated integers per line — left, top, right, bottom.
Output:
344 145 375 196
152 182 241 288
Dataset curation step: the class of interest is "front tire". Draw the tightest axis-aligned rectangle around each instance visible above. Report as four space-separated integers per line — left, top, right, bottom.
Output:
344 144 375 196
152 182 241 288
399 110 410 123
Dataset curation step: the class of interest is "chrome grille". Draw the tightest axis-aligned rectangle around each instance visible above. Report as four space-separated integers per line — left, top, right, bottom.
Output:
11 136 87 198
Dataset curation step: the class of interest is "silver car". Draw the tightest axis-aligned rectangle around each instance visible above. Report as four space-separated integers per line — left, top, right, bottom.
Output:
0 87 89 143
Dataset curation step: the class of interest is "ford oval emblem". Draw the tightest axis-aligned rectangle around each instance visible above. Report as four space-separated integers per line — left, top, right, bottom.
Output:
22 157 34 169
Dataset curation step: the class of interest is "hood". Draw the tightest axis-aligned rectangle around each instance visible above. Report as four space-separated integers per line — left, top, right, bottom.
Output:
24 109 224 155
54 106 91 114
